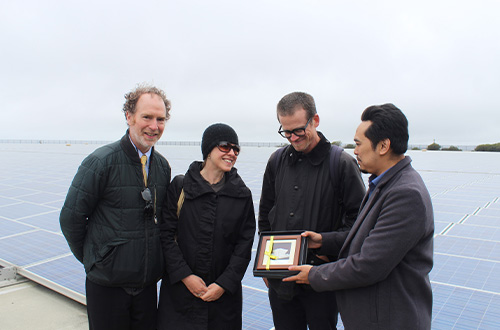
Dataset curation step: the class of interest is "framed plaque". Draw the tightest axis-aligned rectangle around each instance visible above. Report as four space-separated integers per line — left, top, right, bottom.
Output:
253 231 308 279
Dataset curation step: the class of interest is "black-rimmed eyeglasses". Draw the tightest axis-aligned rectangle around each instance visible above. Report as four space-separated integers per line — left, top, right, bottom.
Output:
141 187 157 223
217 142 240 156
278 116 313 139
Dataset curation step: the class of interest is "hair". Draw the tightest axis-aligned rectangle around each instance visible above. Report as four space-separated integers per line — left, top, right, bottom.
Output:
122 83 171 120
361 103 409 155
277 92 317 120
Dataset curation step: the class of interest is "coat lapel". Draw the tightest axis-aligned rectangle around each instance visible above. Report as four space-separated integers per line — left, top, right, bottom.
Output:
338 156 412 256
339 190 375 256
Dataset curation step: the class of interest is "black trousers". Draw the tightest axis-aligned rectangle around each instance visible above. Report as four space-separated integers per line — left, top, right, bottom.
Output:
86 278 158 330
269 287 338 330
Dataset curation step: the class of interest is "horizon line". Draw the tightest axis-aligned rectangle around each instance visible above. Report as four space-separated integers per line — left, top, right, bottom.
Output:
0 139 484 149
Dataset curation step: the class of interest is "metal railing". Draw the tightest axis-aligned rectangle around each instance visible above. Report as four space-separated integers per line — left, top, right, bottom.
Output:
0 139 480 151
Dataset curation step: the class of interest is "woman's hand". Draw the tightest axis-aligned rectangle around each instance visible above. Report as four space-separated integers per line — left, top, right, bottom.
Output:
200 283 225 302
182 274 208 298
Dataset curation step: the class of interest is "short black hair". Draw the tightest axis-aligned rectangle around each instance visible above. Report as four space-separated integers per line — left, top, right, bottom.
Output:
361 103 409 155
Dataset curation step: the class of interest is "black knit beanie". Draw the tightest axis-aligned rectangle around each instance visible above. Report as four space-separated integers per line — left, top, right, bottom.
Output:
201 123 239 160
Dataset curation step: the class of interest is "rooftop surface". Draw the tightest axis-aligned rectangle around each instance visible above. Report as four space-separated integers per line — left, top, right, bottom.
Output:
1 142 499 329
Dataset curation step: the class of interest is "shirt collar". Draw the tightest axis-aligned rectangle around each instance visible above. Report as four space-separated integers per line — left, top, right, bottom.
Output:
368 168 390 192
289 131 330 165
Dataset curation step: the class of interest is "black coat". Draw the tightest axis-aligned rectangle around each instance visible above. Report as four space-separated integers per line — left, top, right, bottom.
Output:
259 132 365 234
258 133 365 299
158 161 256 330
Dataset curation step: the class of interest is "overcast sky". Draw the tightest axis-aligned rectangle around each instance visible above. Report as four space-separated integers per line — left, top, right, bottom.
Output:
1 0 499 146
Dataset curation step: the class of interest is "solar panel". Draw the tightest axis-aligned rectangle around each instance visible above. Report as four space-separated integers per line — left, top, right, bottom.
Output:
476 208 500 217
0 196 18 206
0 218 34 238
242 286 273 330
0 202 56 220
432 254 499 293
0 230 68 266
434 211 467 223
435 235 500 261
465 214 500 227
433 204 479 214
432 285 500 329
440 190 498 203
17 192 65 204
487 202 500 210
446 223 500 241
432 197 490 208
24 254 86 304
1 143 499 329
18 210 62 233
2 187 41 198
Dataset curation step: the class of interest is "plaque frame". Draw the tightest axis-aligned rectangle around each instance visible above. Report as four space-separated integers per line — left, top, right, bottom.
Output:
253 231 308 279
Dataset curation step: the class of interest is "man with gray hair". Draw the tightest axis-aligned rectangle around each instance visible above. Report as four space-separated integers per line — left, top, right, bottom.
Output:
60 84 172 329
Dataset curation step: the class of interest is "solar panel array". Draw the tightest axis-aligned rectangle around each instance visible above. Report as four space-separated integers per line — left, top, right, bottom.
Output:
1 142 499 329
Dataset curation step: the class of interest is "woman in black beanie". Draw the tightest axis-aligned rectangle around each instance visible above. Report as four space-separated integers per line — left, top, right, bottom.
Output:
158 123 256 330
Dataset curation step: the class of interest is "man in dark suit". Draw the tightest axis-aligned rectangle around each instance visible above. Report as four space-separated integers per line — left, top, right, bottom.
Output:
284 103 434 329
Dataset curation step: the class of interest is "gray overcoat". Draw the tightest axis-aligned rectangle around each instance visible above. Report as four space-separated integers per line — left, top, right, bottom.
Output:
310 156 434 329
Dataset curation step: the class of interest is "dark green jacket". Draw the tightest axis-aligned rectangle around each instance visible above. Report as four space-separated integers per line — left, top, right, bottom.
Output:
60 131 171 287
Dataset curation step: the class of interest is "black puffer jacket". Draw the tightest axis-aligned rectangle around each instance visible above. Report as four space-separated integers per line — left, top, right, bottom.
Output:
60 131 171 287
158 161 255 330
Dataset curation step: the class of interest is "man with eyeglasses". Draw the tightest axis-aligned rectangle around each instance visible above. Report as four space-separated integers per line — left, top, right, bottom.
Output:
258 92 365 330
60 84 172 330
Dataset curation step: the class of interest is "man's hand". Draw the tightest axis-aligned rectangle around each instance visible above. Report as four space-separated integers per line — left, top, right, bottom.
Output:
302 231 323 249
262 277 269 288
200 283 225 302
182 274 208 298
282 265 313 284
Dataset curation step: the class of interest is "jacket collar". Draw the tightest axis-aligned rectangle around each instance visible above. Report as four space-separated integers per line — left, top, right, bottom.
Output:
183 161 250 199
341 156 413 254
288 131 331 166
372 156 412 191
359 156 412 209
120 129 155 164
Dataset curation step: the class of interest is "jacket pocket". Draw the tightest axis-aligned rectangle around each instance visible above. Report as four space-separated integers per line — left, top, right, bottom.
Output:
94 239 143 284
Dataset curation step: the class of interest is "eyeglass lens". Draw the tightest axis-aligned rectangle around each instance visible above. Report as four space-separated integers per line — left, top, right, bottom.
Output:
278 117 312 138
